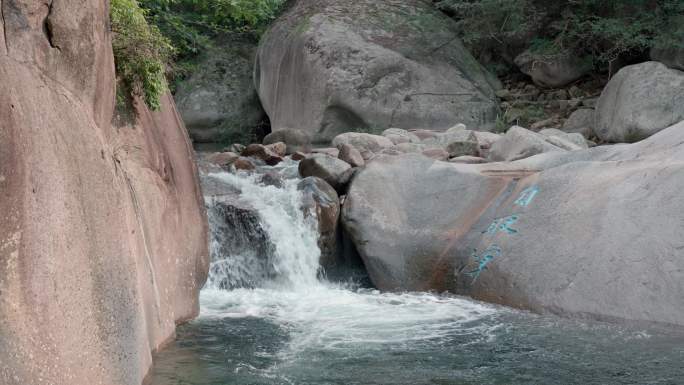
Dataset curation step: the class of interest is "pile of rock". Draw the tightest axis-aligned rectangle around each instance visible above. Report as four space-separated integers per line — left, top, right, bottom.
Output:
205 122 595 179
496 79 602 138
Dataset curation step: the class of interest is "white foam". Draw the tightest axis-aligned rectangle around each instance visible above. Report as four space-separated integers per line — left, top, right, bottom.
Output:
201 162 500 356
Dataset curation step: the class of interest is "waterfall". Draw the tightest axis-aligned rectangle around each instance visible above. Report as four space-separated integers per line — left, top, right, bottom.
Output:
203 160 322 290
196 158 499 355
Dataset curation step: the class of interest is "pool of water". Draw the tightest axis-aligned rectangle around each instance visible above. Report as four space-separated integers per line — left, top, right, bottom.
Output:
148 284 684 385
155 161 684 385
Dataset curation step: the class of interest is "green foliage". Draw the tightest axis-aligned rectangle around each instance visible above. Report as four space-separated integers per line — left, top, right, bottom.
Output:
436 0 684 73
349 126 385 135
111 0 173 110
435 0 543 56
140 0 286 74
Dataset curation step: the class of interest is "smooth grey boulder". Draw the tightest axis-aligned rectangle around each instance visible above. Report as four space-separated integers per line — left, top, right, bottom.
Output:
298 154 352 191
539 128 588 150
176 38 265 143
255 0 501 144
332 132 394 160
342 154 507 290
595 61 684 143
298 177 341 270
562 108 595 138
488 126 566 161
514 50 592 88
342 120 684 328
338 144 365 168
454 120 684 328
263 128 312 154
382 128 421 145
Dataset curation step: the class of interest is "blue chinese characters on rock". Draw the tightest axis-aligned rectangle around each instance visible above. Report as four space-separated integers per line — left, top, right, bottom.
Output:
465 185 540 283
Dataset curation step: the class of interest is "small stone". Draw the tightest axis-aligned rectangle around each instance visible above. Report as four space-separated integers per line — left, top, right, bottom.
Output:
312 147 340 158
265 142 287 157
206 152 239 170
291 152 307 161
568 98 582 109
449 155 488 164
495 89 511 99
568 85 582 99
446 123 467 133
531 118 556 131
582 97 599 108
552 89 569 100
422 148 449 161
228 143 246 153
233 157 256 171
241 144 283 166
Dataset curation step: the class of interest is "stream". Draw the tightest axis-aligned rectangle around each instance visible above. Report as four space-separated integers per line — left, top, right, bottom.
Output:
148 160 684 385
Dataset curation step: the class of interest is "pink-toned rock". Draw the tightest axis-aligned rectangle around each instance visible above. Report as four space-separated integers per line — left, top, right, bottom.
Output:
409 129 440 141
0 3 208 384
242 143 284 166
422 148 450 161
338 144 365 167
265 141 287 157
233 157 257 171
291 151 308 161
206 152 240 169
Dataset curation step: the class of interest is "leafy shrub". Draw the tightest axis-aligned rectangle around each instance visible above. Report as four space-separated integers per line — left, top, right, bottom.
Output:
111 0 173 110
140 0 287 78
435 0 684 74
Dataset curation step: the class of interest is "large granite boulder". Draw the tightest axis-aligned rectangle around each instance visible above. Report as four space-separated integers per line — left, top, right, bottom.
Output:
595 61 684 143
176 37 265 143
255 0 501 144
342 120 684 328
0 2 209 383
341 153 509 290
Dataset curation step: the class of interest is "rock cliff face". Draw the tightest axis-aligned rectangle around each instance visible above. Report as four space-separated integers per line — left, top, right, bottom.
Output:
0 1 209 384
255 0 501 144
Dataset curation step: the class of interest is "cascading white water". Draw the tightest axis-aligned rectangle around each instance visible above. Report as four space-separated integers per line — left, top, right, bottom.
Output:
199 160 500 361
204 161 321 289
